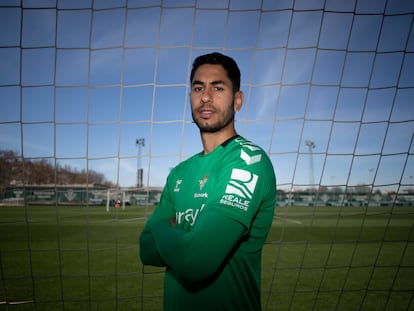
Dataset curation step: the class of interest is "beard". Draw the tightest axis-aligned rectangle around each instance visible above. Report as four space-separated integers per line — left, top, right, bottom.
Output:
192 101 235 133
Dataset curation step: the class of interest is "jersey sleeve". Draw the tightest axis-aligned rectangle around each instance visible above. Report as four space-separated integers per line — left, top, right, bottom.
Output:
139 229 166 266
149 209 246 283
207 142 276 229
139 173 177 266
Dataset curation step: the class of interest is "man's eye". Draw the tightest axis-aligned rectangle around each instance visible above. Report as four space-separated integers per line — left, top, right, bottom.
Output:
214 87 224 91
193 87 202 92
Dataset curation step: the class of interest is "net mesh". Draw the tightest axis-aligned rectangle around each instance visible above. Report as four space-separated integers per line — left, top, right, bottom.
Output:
0 0 413 310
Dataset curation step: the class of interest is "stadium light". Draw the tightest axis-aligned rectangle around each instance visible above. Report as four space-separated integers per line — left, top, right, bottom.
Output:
136 138 145 188
305 140 315 189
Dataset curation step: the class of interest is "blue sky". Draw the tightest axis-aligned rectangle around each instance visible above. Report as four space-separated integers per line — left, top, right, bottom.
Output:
0 0 413 191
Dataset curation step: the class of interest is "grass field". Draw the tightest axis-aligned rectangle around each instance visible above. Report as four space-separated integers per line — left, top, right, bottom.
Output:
0 204 413 310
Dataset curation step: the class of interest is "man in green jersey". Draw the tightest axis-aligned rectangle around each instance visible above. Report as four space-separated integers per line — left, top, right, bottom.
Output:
139 52 276 310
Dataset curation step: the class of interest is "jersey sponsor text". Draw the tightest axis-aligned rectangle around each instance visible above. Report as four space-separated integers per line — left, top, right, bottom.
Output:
220 194 249 211
176 204 205 226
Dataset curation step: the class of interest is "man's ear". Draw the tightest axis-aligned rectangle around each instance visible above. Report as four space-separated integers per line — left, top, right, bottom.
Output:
234 91 244 112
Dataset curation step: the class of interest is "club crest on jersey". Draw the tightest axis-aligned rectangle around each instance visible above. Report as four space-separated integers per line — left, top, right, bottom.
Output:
220 168 258 211
194 175 209 198
198 174 208 191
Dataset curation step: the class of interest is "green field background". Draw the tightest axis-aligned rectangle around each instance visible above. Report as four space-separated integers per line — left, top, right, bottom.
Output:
0 205 413 310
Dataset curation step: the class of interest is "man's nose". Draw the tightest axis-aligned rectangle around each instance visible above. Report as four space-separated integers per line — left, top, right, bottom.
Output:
201 88 212 103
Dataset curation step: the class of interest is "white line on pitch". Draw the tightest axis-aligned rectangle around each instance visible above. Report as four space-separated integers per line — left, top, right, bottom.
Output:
274 216 302 224
0 300 34 305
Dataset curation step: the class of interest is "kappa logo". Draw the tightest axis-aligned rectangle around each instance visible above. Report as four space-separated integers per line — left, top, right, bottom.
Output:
225 168 258 200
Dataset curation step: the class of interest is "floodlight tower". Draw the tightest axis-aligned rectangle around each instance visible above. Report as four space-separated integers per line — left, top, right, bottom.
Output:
305 140 315 188
136 138 145 188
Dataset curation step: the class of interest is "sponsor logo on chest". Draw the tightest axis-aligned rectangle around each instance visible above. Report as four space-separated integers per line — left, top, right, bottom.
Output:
176 204 205 226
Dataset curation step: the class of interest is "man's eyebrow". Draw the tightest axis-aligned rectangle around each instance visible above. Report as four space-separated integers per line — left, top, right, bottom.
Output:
191 80 204 86
191 79 226 86
210 80 226 86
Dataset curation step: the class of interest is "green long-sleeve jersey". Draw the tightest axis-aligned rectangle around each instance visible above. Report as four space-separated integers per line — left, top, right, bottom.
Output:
139 135 276 310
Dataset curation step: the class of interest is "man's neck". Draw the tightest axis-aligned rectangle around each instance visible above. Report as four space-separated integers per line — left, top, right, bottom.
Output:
200 128 238 154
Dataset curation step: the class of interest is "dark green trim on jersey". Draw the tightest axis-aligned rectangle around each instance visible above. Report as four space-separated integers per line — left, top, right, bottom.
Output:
220 134 239 147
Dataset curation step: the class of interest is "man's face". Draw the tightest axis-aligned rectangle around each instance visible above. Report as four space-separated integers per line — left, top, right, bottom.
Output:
190 64 242 133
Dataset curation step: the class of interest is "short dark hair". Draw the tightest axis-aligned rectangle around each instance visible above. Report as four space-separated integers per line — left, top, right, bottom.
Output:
190 52 241 92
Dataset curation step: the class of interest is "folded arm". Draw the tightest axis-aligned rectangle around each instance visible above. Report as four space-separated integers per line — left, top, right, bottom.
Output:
150 210 246 283
139 229 166 266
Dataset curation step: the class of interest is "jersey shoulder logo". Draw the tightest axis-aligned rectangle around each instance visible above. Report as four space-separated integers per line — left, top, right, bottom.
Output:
236 138 263 165
225 168 258 200
240 149 262 165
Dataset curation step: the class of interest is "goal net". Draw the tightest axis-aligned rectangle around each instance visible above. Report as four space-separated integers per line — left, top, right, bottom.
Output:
0 0 413 310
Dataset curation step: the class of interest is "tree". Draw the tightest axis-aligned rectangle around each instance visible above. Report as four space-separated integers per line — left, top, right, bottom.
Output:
0 149 114 187
0 150 22 190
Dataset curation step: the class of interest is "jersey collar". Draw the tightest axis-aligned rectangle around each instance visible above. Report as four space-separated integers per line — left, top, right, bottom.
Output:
221 135 240 148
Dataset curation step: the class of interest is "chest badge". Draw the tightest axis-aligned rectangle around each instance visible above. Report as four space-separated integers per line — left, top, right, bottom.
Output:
198 174 208 191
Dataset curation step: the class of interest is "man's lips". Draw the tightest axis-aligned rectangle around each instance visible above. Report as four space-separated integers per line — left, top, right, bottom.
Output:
199 108 215 119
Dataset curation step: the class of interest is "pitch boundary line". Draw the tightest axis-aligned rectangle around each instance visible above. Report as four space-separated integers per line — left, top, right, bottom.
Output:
0 300 34 305
274 215 302 225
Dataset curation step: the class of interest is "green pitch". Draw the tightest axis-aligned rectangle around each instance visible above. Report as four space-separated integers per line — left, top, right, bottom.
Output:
0 205 412 310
